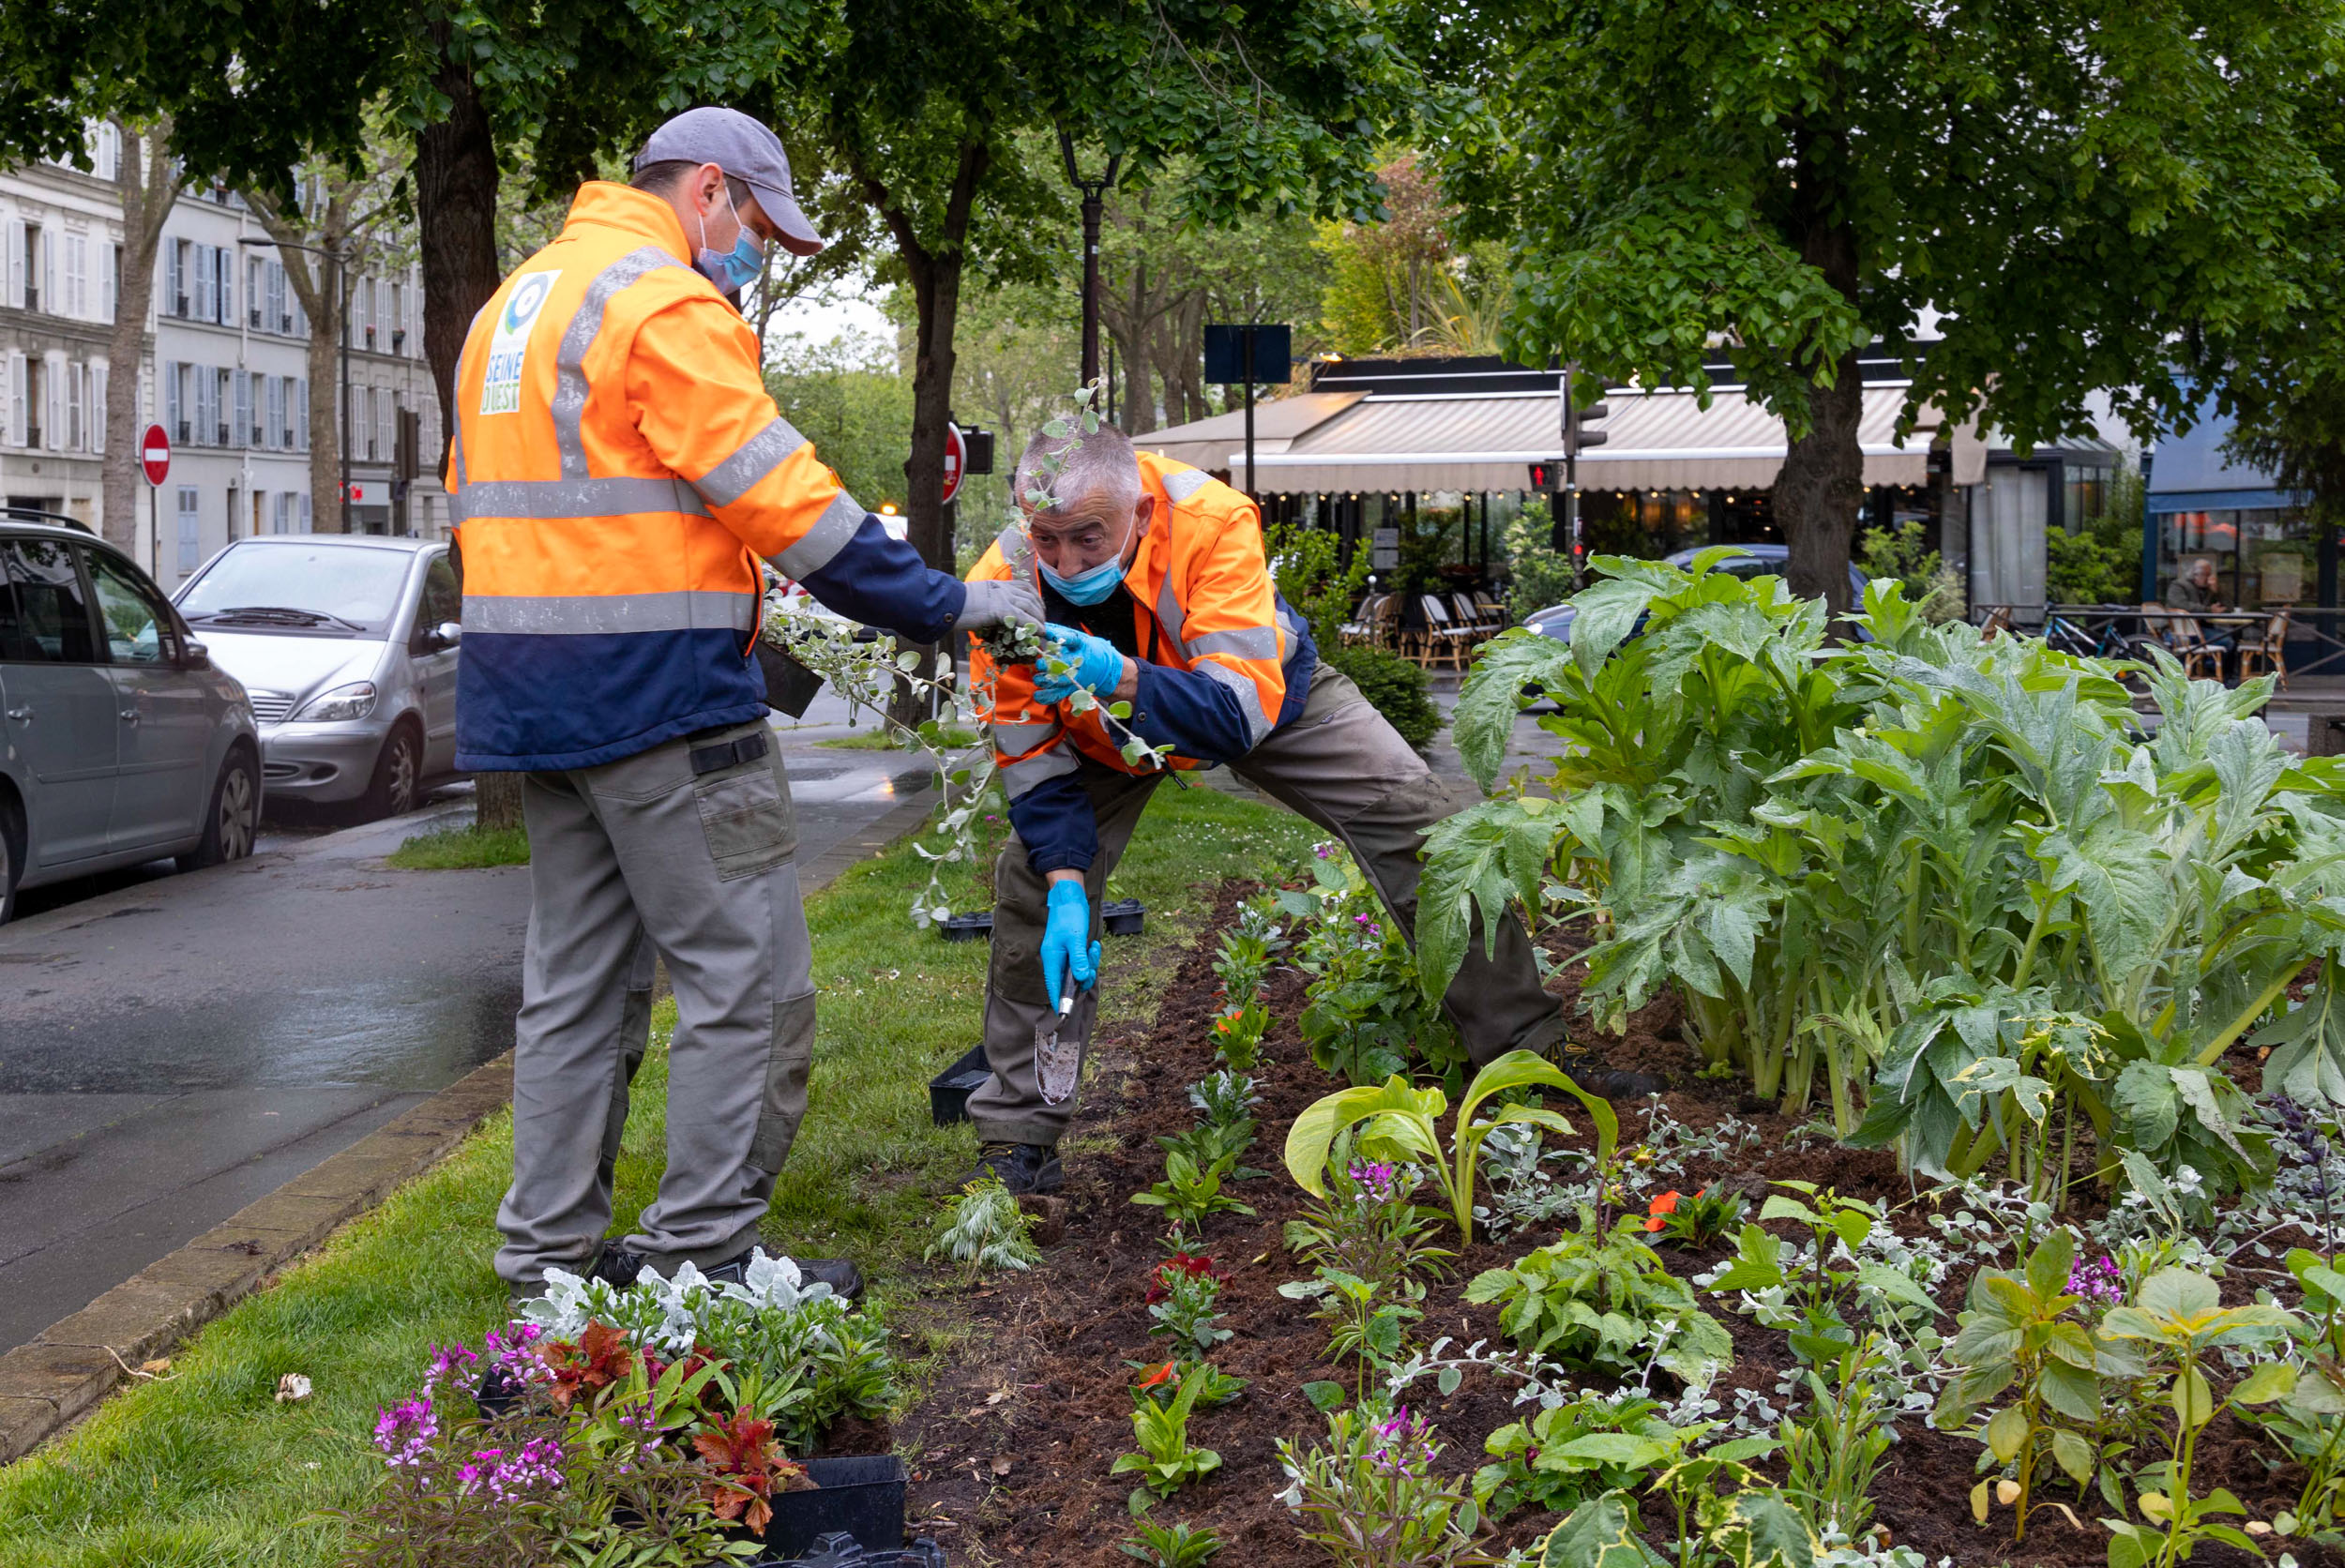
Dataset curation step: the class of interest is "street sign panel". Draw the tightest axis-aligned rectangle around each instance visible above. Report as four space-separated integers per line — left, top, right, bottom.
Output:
1202 324 1293 385
140 424 170 488
942 422 967 506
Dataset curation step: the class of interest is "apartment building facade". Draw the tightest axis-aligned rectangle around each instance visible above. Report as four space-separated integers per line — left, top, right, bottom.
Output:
1 134 448 590
0 126 122 536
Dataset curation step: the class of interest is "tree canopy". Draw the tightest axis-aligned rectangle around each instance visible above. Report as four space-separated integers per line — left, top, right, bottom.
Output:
1422 0 2345 611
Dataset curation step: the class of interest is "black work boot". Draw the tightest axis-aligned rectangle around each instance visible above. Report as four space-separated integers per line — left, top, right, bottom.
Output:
961 1140 1064 1196
1554 1043 1667 1101
704 1248 865 1302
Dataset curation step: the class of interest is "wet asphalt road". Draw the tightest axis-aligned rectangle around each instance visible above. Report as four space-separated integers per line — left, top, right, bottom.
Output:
0 699 934 1355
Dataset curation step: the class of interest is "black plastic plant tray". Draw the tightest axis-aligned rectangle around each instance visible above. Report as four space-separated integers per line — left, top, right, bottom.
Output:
928 1044 991 1127
763 1455 910 1560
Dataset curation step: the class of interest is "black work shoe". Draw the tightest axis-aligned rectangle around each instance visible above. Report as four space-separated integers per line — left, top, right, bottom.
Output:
702 1249 866 1302
961 1140 1064 1196
588 1243 648 1289
1555 1046 1667 1101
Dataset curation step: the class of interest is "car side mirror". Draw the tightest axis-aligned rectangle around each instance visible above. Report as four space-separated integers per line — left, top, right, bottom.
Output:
434 621 462 649
180 639 212 671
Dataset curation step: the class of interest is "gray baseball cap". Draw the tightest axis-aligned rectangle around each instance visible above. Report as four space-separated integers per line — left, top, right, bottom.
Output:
633 107 823 257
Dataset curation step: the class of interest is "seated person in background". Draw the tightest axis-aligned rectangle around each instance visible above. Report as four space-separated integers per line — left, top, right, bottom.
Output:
2166 555 2230 614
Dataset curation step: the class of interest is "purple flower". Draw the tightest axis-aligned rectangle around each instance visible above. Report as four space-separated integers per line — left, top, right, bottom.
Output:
1369 1408 1433 1475
1347 1159 1399 1204
373 1395 439 1469
485 1322 546 1382
2067 1254 2124 1306
1315 843 1338 861
423 1341 478 1391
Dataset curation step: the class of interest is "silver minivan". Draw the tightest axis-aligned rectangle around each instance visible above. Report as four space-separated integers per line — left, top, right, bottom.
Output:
0 513 261 924
173 535 461 820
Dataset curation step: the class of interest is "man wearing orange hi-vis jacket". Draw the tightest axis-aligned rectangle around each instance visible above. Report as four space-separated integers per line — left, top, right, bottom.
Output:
449 107 1040 1299
957 423 1572 1197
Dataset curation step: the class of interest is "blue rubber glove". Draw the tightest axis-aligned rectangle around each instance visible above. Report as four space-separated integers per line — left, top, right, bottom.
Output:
1034 622 1127 704
1039 879 1101 1007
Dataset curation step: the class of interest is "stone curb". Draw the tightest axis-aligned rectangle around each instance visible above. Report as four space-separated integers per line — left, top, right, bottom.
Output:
0 782 940 1468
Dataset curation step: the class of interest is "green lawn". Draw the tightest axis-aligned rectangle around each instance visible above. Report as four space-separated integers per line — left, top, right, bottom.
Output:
382 823 531 869
812 724 980 751
0 782 1314 1568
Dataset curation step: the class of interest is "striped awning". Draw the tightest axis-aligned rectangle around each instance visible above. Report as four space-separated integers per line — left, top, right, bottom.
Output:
1139 384 1941 493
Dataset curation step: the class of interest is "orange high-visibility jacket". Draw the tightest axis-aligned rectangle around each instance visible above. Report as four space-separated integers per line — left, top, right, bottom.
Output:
965 454 1315 872
446 181 965 771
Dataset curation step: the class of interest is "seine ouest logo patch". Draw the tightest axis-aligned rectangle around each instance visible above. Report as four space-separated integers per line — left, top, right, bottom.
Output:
479 270 560 415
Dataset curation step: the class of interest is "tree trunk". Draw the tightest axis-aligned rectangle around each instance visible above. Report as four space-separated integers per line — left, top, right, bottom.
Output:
414 26 501 459
100 118 178 566
855 136 988 731
476 772 525 831
1773 205 1866 621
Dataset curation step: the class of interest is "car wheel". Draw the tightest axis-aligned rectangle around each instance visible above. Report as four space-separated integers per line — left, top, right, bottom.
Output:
179 747 259 871
0 794 21 927
363 722 422 822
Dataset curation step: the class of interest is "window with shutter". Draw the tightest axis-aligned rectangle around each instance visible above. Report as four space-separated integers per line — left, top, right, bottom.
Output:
5 219 21 309
67 362 82 449
5 353 23 446
234 369 250 447
296 378 309 450
91 362 106 453
163 359 180 439
38 227 53 314
44 354 65 449
216 246 232 324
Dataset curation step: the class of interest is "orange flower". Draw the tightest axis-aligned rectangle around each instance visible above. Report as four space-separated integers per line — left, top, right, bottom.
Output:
1644 1191 1682 1232
1135 1362 1177 1392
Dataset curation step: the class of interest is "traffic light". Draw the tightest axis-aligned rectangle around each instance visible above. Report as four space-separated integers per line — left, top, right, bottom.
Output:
1527 459 1560 493
1564 374 1611 462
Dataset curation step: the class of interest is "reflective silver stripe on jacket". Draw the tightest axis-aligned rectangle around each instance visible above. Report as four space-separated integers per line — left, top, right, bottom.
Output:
772 490 866 580
1160 465 1212 503
992 718 1062 750
694 415 807 509
1185 625 1279 662
1195 658 1274 746
1002 745 1080 798
1156 577 1188 656
462 589 759 636
451 476 711 523
549 247 690 478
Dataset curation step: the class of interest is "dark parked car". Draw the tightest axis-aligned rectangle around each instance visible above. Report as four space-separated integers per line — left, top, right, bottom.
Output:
1520 544 1873 643
0 510 260 924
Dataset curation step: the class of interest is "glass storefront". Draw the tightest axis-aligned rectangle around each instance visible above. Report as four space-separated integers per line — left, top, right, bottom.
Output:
2158 508 2313 609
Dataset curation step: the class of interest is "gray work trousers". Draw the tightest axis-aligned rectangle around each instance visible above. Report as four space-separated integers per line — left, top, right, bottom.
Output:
967 663 1563 1147
494 718 816 1289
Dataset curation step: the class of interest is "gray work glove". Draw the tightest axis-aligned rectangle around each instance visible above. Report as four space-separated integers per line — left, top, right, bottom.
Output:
951 575 1044 634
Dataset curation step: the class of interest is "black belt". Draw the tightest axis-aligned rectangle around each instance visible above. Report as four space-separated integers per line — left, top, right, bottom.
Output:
688 727 770 776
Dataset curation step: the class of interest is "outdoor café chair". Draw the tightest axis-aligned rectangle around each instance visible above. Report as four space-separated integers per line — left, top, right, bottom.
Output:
1450 593 1500 641
2147 602 2227 682
1415 595 1477 671
2237 608 2292 689
1338 593 1386 648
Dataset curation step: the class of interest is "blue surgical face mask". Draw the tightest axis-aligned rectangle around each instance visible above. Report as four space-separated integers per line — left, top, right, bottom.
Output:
692 182 766 295
1041 555 1127 604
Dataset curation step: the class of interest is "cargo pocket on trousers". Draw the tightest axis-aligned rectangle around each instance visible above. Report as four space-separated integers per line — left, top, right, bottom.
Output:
696 752 797 880
748 990 816 1174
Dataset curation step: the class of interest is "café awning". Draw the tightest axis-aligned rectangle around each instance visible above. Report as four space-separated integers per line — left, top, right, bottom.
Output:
1138 384 1943 493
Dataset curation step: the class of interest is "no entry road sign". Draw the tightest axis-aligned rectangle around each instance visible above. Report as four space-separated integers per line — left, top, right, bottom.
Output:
140 424 171 488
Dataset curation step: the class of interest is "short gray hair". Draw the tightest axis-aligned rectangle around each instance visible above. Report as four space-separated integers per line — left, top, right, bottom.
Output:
1016 423 1140 520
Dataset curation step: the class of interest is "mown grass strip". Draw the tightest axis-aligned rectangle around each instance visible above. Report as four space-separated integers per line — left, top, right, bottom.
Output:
381 823 532 870
0 782 1313 1568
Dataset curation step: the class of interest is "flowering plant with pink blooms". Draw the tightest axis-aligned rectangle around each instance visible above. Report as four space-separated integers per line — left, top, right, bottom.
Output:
1273 1405 1498 1568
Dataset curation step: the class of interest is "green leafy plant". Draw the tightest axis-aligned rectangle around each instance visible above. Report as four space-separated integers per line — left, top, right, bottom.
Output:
1112 1365 1223 1504
1132 1147 1257 1232
1278 1265 1424 1403
1283 1154 1455 1293
1283 1048 1595 1244
926 1177 1042 1279
1209 1000 1270 1070
1120 1519 1224 1567
1188 1070 1260 1130
1779 1336 1893 1538
1464 1215 1735 1384
1290 847 1462 1086
1705 1183 1939 1364
1274 1407 1494 1568
1146 1255 1234 1360
1157 1119 1260 1181
1642 1184 1747 1248
1417 558 2345 1208
1475 1394 1680 1521
2096 1268 2299 1568
1539 1482 1817 1568
1931 1229 2131 1540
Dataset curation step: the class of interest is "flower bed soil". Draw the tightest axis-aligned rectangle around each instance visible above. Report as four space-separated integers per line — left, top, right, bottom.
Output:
898 882 2336 1568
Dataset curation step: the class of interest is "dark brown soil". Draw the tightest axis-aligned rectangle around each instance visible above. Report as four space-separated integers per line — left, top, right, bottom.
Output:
895 884 2334 1568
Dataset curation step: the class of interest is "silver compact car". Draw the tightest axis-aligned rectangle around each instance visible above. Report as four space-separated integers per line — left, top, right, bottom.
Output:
0 511 261 924
174 535 461 820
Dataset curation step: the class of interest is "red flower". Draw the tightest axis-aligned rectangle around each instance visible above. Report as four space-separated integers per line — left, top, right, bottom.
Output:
1644 1191 1682 1232
1145 1252 1228 1304
1134 1362 1177 1392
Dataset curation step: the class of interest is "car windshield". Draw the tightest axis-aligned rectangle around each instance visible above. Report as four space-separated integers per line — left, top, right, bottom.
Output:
178 544 409 636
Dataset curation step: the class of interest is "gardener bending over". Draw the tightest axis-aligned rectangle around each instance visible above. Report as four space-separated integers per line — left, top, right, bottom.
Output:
958 424 1594 1198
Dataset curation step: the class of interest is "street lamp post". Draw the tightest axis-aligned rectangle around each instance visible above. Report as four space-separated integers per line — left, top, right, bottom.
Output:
1056 129 1122 392
240 234 347 532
